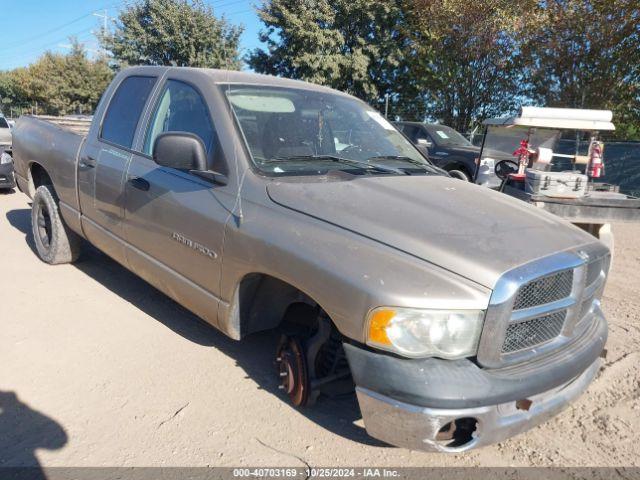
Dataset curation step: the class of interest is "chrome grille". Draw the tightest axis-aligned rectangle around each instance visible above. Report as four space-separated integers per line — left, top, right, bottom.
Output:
513 269 574 310
477 245 610 369
578 294 595 322
586 259 603 287
502 311 567 353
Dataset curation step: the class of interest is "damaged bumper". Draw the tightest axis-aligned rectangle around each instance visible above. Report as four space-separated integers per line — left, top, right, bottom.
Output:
345 307 606 452
355 358 600 452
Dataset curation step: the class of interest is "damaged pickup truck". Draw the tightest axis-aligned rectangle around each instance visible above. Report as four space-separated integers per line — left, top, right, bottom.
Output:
12 67 609 452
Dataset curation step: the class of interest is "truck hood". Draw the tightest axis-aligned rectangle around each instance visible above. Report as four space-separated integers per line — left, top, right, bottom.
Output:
266 175 594 289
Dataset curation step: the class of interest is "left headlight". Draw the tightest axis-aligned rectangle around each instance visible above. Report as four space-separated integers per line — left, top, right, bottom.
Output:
366 307 485 359
0 152 13 165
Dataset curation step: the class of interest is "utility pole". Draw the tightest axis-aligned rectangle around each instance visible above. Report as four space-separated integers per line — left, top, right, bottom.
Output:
93 9 110 56
94 9 108 34
384 93 390 119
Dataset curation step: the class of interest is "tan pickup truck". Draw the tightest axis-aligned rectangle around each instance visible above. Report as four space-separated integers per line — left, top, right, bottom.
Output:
12 66 609 452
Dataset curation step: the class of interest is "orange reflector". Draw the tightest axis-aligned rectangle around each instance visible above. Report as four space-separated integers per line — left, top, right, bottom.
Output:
368 309 395 345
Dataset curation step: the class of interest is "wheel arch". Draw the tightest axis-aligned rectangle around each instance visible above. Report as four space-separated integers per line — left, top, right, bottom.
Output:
222 272 331 340
27 162 54 198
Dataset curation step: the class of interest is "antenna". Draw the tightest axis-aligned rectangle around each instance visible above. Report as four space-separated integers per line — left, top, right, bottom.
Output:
226 47 252 225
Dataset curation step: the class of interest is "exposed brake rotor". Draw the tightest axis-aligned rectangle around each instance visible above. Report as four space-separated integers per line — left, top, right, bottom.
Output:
276 335 310 407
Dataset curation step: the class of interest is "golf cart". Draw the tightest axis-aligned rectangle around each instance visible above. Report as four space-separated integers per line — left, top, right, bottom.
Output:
474 107 640 252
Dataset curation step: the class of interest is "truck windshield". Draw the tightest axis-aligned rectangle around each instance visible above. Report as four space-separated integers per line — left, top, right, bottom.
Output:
224 85 432 176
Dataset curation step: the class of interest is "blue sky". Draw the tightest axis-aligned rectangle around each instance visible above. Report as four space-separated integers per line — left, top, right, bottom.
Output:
0 0 264 71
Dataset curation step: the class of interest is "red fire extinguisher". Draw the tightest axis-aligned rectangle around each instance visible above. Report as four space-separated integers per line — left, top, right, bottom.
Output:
588 140 605 178
513 139 531 175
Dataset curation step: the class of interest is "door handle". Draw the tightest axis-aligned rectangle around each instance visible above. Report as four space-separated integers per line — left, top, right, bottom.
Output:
78 156 96 170
129 177 150 191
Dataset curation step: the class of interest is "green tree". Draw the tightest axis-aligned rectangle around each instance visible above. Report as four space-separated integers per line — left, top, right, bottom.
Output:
0 69 29 115
103 0 243 69
0 39 113 116
248 0 537 130
522 0 640 138
248 0 419 115
405 0 539 131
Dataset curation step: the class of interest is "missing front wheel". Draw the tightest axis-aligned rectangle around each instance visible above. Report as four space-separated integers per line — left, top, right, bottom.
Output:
275 306 353 407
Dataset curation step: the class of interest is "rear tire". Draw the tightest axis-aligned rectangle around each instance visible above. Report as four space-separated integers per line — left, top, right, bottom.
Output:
447 169 471 182
31 185 82 264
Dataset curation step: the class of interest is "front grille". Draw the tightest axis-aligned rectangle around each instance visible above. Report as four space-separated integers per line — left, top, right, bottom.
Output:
513 269 573 310
577 298 594 324
586 259 603 287
478 246 610 368
502 311 567 353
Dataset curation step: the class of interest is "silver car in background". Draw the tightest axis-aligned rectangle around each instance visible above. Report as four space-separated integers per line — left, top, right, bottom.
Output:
0 115 11 147
0 114 15 190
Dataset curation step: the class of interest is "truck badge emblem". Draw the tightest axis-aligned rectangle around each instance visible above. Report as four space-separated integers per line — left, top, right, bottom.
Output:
171 232 217 259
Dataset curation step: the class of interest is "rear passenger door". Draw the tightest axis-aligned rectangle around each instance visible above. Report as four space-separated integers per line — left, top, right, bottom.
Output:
78 75 157 261
122 78 230 327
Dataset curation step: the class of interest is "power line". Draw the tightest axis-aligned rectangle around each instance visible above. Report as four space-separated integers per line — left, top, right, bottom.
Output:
0 1 125 52
225 9 255 16
212 0 252 9
1 28 96 64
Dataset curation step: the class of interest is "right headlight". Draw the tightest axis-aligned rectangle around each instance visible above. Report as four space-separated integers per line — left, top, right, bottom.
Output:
366 307 485 359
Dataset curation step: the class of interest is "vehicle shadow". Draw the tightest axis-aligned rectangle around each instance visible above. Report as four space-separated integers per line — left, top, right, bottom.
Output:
0 390 68 478
4 208 387 448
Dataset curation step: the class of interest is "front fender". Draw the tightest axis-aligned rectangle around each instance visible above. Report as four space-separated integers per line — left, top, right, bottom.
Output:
218 199 490 342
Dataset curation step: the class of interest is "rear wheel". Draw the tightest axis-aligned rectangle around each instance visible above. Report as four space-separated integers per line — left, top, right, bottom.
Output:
31 185 82 264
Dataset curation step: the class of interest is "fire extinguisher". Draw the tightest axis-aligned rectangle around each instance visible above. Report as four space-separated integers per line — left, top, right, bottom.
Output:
513 139 531 175
588 140 605 178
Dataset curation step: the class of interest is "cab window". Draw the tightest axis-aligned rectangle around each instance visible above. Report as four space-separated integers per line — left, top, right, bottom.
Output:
101 76 156 149
144 80 215 156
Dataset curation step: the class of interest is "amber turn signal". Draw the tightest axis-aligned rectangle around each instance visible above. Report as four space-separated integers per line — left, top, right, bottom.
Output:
367 309 395 345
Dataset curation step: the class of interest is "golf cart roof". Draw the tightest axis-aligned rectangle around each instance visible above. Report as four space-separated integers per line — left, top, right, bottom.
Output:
483 107 615 131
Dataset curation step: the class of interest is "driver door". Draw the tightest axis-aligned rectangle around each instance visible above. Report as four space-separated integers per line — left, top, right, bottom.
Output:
123 79 230 327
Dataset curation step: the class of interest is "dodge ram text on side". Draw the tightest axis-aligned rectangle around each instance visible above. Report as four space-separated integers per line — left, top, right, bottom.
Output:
12 67 610 452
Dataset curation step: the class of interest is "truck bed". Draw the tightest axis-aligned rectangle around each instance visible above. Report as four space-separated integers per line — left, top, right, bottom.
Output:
12 116 86 214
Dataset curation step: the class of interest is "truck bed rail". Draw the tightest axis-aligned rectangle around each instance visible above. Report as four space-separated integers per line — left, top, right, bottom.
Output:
32 115 92 135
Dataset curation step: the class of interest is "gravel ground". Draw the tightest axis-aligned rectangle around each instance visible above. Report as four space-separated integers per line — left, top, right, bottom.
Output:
1 189 639 468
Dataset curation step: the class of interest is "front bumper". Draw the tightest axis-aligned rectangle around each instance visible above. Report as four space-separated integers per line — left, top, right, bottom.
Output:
345 306 606 452
356 358 600 452
0 161 15 189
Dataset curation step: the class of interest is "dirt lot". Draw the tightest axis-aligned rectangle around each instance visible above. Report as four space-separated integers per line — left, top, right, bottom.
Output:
1 189 639 468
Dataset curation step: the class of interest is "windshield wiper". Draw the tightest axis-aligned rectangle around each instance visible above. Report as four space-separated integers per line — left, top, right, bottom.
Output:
367 155 440 174
263 155 406 175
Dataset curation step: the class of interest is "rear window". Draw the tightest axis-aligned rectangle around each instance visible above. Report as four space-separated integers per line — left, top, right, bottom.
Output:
0 117 8 129
101 76 156 149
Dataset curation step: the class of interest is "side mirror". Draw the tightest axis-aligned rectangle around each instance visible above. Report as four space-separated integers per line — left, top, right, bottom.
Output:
153 132 208 171
417 138 433 148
